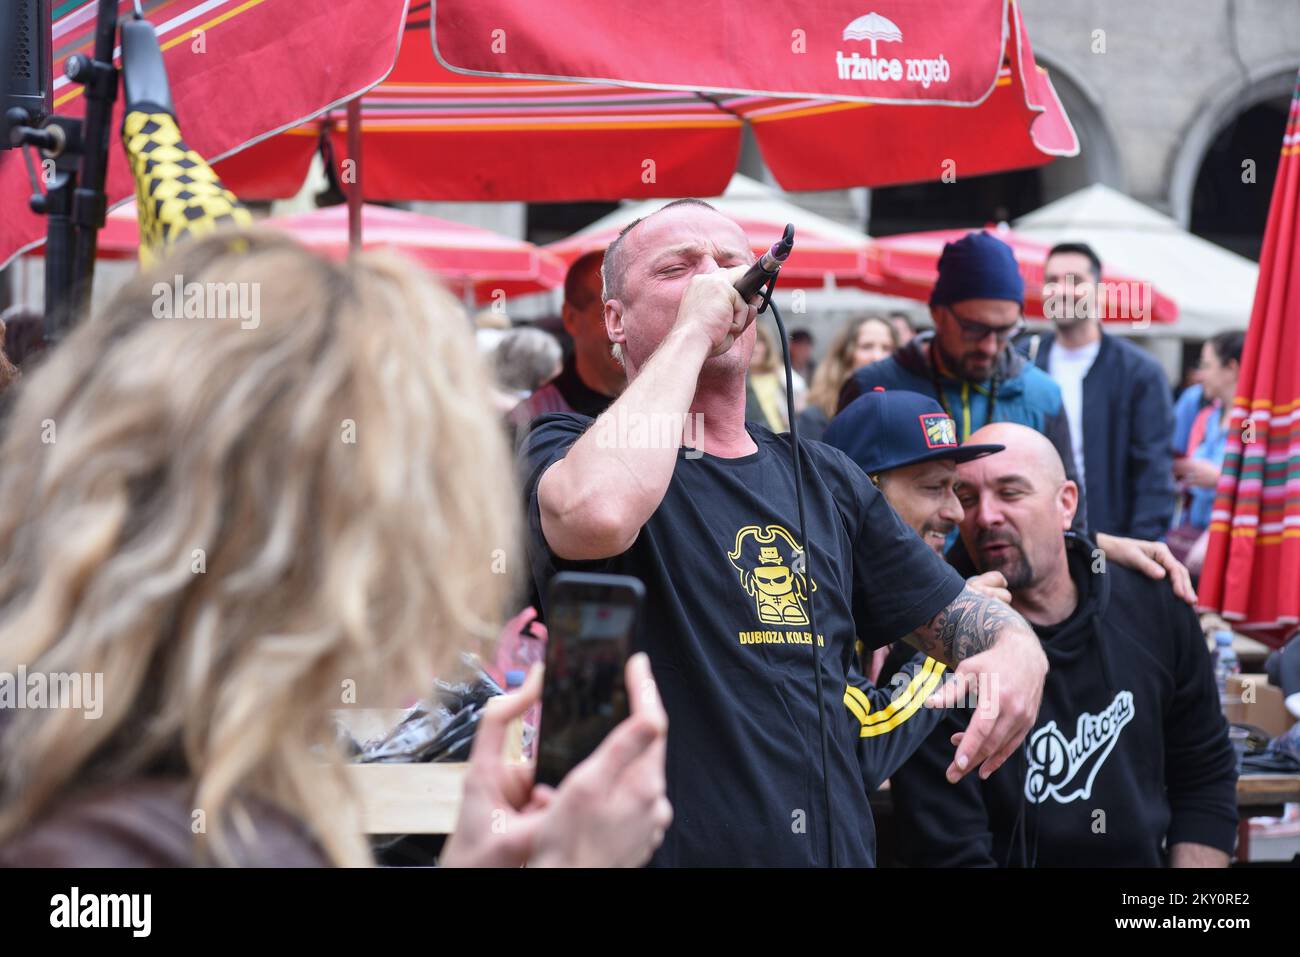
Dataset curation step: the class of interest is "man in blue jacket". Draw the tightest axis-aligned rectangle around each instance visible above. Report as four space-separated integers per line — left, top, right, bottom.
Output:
837 232 1085 523
1019 242 1175 540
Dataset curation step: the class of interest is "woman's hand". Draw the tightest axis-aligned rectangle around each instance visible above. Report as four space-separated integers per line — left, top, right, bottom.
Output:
528 652 672 867
1173 456 1220 490
441 653 671 868
439 666 549 868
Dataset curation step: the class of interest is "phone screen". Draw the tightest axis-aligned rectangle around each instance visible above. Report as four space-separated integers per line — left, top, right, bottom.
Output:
534 575 640 788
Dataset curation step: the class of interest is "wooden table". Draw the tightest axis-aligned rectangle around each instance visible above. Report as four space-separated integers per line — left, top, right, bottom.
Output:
334 708 479 835
873 775 1300 809
346 762 468 835
339 711 1300 838
1237 773 1300 809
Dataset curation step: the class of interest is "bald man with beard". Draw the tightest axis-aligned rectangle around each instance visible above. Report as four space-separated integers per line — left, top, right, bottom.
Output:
887 422 1238 868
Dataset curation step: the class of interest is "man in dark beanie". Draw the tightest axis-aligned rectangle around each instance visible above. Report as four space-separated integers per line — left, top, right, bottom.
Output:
836 231 1084 530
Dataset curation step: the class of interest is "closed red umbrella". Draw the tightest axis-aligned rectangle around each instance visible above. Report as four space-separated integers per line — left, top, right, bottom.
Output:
0 0 409 268
1197 71 1300 646
218 0 1075 203
861 225 1179 324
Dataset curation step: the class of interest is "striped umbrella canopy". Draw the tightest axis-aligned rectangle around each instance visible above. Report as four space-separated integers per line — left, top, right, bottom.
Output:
545 175 869 290
217 0 1076 202
0 0 409 269
861 225 1179 324
1197 71 1300 645
27 200 566 304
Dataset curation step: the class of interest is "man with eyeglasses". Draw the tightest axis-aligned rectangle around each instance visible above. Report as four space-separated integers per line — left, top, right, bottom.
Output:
837 231 1071 455
833 232 1196 591
836 231 1082 524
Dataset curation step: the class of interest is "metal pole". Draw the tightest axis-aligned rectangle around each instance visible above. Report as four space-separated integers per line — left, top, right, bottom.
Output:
346 96 362 252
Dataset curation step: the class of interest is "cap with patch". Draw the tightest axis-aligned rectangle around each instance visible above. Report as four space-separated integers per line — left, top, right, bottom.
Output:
823 388 1005 475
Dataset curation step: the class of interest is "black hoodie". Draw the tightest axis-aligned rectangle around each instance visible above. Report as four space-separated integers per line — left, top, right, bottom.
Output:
887 533 1239 867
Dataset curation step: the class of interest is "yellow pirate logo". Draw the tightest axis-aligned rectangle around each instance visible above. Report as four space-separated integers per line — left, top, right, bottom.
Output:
728 525 817 625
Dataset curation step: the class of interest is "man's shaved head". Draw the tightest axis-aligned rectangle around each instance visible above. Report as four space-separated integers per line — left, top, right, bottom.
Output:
955 422 1077 594
601 199 724 304
966 422 1067 486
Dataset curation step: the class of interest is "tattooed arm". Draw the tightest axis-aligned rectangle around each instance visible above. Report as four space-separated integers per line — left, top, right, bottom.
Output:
904 584 1032 665
903 585 1048 784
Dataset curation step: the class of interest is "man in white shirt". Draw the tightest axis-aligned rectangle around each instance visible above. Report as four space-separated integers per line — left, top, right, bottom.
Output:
1024 243 1175 539
1047 334 1100 490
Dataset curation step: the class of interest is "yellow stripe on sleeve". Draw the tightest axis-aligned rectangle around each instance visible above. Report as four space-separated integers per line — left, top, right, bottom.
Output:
843 657 947 738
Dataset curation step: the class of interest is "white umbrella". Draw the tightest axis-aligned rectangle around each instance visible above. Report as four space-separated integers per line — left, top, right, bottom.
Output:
1014 184 1258 339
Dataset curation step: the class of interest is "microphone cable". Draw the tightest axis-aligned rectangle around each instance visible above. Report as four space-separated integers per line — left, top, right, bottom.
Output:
752 273 837 868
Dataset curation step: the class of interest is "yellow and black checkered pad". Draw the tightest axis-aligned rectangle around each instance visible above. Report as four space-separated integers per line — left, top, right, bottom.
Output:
122 110 254 266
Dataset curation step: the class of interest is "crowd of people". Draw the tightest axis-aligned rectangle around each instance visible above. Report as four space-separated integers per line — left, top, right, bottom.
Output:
0 199 1251 868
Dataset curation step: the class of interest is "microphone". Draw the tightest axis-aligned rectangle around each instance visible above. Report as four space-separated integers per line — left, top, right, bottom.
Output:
734 223 794 301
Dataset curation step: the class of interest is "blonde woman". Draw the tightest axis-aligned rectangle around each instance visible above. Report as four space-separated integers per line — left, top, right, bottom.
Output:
744 321 790 432
0 231 669 867
797 315 898 441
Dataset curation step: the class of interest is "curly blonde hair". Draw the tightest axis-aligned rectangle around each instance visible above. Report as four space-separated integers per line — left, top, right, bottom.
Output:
0 230 519 866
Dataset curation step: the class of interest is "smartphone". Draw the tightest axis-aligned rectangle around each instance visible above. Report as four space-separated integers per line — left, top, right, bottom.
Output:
533 573 644 788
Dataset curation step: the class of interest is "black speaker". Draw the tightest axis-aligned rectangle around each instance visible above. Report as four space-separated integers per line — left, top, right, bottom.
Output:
2 0 53 140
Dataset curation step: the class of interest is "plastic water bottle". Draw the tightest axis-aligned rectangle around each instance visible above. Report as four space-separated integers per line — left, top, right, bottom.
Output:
1213 630 1239 703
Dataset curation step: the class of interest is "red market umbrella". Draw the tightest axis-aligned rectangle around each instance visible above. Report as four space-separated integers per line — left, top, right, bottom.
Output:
29 200 565 305
439 0 1015 105
259 203 567 304
433 0 1078 193
214 11 741 203
545 175 869 290
0 0 409 269
218 0 1076 203
1197 71 1300 645
860 225 1179 325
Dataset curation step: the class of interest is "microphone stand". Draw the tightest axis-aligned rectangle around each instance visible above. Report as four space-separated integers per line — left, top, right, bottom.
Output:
6 0 120 344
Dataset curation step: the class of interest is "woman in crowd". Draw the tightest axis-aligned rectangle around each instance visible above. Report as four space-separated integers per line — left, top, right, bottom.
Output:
745 320 790 432
796 315 898 441
490 326 564 415
1168 330 1244 569
0 231 669 867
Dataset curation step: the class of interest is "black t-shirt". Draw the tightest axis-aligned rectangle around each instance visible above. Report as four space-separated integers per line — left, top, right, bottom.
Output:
522 413 965 866
553 354 616 418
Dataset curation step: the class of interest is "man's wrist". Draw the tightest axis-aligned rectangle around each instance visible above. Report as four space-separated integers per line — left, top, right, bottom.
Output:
661 320 714 365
